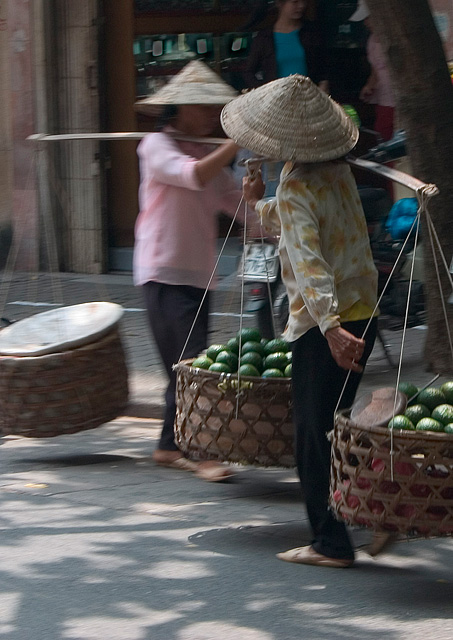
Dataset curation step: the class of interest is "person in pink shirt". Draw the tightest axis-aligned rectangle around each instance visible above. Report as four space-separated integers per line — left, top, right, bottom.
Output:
134 61 241 481
350 0 395 141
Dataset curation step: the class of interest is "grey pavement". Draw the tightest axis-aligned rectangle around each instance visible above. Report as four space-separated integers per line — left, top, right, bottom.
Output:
1 271 453 639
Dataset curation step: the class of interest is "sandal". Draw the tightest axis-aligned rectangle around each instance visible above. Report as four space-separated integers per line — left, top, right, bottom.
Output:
152 451 234 481
195 462 235 483
152 450 199 472
367 532 399 557
276 546 354 568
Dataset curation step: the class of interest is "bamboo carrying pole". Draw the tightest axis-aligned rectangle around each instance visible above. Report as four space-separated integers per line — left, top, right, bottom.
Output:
27 132 228 145
27 132 434 192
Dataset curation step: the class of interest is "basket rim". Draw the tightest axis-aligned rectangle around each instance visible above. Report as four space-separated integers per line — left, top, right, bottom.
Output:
336 408 453 443
174 357 292 386
0 303 123 357
0 327 120 362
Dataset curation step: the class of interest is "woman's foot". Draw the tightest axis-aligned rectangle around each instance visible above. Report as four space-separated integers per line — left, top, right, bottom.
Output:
152 449 199 471
152 450 234 481
367 532 399 557
195 461 235 482
276 545 354 568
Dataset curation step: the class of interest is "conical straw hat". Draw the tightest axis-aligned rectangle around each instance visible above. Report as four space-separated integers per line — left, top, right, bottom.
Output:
349 0 370 22
221 75 359 162
135 60 238 116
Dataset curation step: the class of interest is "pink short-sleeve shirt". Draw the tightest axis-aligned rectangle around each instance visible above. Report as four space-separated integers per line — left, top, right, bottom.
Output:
134 130 242 290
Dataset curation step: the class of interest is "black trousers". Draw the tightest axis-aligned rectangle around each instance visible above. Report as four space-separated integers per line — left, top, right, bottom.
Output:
291 318 377 560
143 281 210 451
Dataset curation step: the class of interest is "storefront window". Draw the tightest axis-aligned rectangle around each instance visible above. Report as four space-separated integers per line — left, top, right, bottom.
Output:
134 32 252 97
133 1 367 101
218 0 272 11
134 0 262 15
135 0 216 14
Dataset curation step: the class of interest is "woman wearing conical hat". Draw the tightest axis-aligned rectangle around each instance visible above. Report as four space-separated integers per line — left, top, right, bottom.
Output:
222 75 379 566
243 0 328 92
134 61 242 482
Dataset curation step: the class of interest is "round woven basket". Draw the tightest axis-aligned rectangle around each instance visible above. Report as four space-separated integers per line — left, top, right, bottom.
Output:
330 410 453 537
174 359 294 467
0 329 129 438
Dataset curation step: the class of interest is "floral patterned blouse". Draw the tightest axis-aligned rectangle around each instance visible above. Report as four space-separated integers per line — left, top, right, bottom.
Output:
255 161 378 342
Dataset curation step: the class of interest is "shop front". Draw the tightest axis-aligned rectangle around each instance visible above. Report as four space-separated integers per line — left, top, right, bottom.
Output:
7 1 451 274
104 0 261 271
104 0 369 272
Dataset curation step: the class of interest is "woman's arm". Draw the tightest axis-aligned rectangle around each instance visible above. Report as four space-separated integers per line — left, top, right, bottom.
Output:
140 133 239 191
278 180 340 333
278 180 365 371
194 140 240 186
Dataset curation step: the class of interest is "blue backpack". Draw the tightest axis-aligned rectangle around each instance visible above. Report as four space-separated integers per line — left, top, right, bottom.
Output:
385 198 419 241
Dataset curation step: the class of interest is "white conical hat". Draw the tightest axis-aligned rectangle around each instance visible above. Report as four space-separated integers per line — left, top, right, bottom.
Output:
135 60 238 116
349 0 370 22
221 75 359 163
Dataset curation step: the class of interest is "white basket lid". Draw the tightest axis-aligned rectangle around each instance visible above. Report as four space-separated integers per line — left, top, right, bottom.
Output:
0 302 124 356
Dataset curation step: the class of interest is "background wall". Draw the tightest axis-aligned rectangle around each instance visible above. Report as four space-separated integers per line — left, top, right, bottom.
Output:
0 0 13 269
3 0 37 270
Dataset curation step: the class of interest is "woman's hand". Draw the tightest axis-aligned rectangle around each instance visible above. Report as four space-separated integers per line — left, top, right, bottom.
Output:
242 174 266 210
325 326 365 373
359 83 374 102
360 69 377 103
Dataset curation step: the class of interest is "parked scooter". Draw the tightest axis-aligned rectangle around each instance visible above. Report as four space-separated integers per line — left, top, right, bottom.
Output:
361 129 407 162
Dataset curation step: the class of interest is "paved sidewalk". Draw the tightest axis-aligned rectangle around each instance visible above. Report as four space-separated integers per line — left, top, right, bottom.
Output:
1 272 453 639
2 418 453 639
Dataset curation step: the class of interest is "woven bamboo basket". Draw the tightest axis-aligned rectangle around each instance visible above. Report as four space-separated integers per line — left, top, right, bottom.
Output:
330 410 453 537
0 329 129 438
174 359 294 467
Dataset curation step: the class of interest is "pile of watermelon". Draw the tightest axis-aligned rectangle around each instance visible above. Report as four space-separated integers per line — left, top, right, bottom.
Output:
389 381 453 433
191 327 292 378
